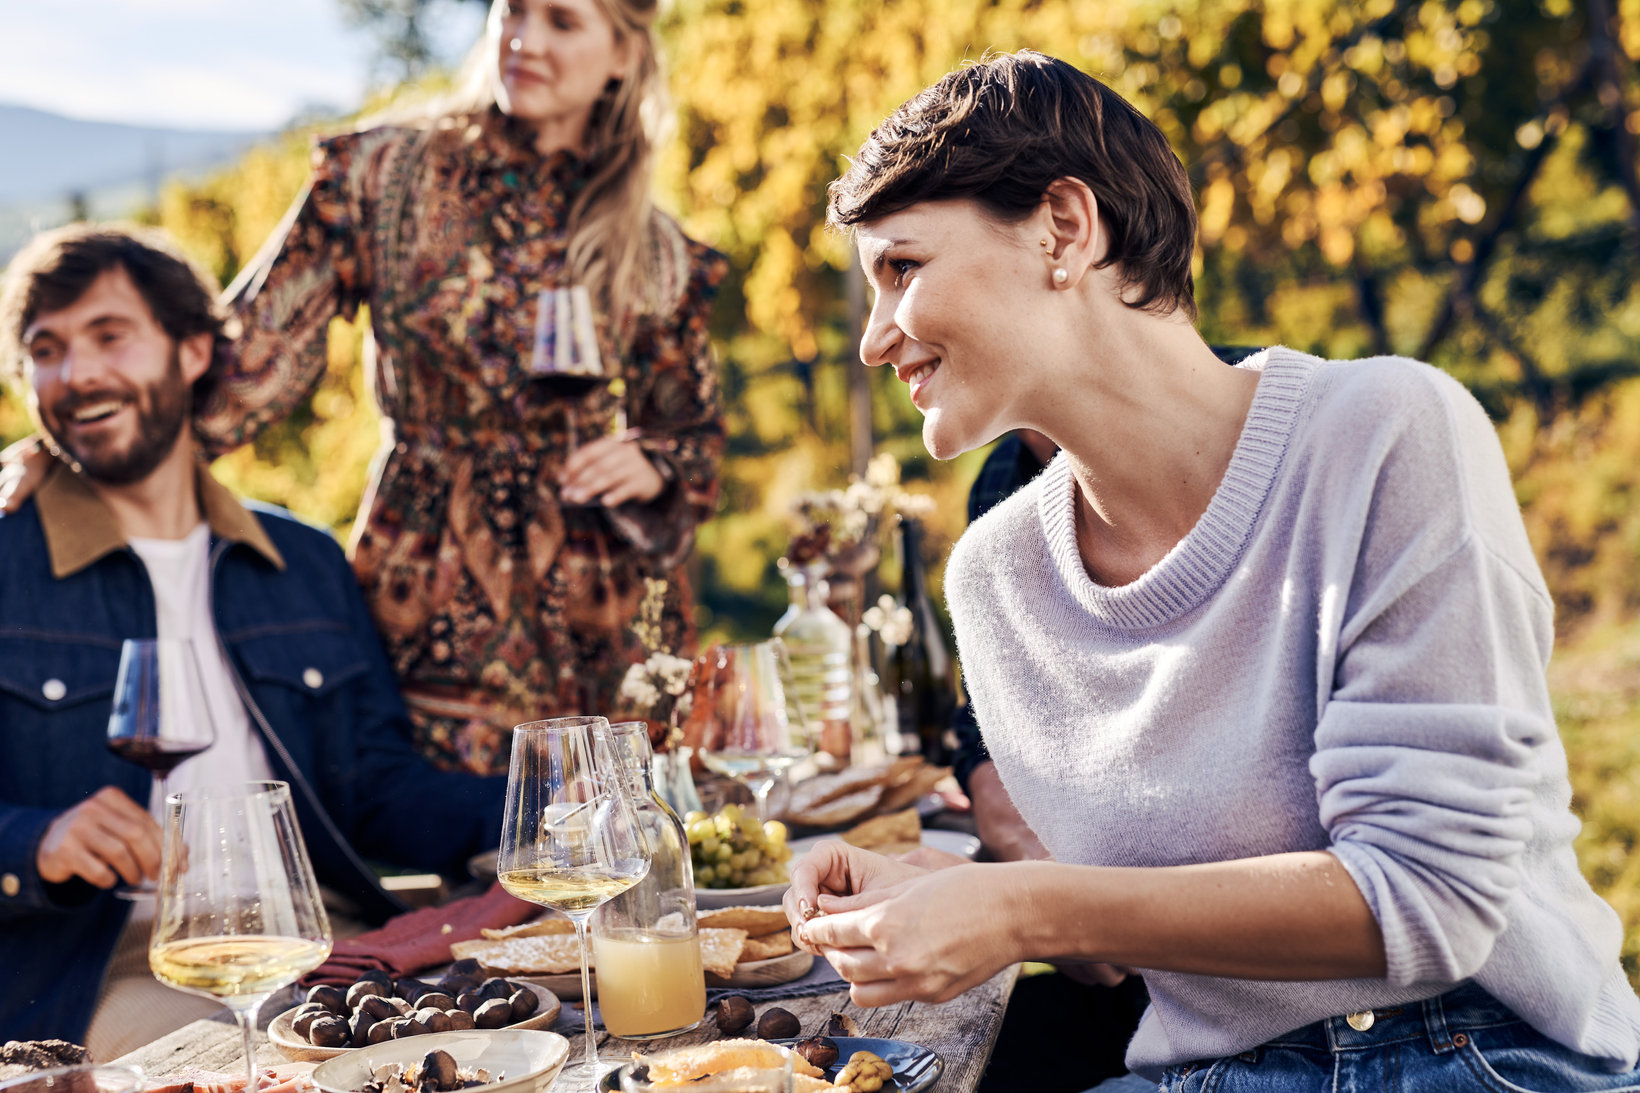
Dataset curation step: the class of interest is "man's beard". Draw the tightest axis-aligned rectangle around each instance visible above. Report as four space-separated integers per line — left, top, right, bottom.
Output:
45 345 191 486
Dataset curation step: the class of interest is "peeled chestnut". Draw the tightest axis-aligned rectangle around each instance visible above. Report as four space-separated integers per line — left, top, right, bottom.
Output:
757 1007 801 1040
826 1011 860 1038
474 998 514 1029
714 995 754 1034
794 1037 840 1069
306 984 348 1015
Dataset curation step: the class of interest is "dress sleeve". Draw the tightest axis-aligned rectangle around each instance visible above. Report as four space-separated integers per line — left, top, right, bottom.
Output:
195 133 370 457
1310 379 1557 987
604 238 729 566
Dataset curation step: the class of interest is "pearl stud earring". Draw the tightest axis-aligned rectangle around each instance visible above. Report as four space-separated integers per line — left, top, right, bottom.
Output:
509 37 523 51
1053 268 1069 285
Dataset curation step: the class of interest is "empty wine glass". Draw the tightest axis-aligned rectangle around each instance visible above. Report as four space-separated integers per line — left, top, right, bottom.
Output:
497 716 651 1088
150 782 332 1093
107 638 218 897
690 639 814 821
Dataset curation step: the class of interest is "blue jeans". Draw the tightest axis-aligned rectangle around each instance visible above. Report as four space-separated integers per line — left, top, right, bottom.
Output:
1099 983 1640 1092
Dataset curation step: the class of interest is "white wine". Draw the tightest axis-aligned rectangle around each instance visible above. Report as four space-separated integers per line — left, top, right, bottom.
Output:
499 867 643 913
149 935 330 999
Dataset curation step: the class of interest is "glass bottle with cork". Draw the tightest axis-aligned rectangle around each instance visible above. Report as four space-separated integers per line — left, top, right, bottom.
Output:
772 560 854 767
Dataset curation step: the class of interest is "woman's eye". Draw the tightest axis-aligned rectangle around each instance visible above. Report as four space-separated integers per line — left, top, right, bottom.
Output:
890 259 918 285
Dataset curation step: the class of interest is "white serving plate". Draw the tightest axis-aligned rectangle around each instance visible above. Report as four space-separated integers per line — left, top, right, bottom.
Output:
311 1029 569 1093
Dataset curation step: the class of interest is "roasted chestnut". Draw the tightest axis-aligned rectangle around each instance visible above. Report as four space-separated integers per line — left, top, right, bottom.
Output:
359 969 396 988
290 1003 329 1039
826 1011 860 1038
306 984 349 1015
448 958 484 979
456 990 485 1015
416 1008 454 1034
756 1007 801 1040
365 1020 396 1046
396 978 431 1003
348 1011 376 1048
415 991 456 1012
474 998 514 1029
794 1037 840 1069
479 977 515 1001
445 1009 476 1031
347 980 389 1009
421 1050 460 1092
507 988 538 1019
714 995 754 1034
308 1015 350 1048
358 995 398 1022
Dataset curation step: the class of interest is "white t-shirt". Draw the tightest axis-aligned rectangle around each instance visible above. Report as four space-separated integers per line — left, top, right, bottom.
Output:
127 523 275 819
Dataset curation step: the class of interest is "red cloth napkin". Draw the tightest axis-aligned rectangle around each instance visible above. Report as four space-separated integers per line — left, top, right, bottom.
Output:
303 882 540 986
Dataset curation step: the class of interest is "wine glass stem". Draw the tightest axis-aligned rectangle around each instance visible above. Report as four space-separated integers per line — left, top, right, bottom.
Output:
234 1008 259 1093
570 912 597 1079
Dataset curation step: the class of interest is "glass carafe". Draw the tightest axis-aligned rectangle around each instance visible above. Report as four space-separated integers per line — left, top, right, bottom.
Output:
772 562 854 767
592 722 706 1039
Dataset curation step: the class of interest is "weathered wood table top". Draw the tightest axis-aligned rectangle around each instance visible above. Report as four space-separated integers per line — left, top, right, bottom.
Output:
115 967 1019 1092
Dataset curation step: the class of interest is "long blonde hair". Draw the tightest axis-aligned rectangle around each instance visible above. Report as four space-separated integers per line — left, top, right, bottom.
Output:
443 0 673 347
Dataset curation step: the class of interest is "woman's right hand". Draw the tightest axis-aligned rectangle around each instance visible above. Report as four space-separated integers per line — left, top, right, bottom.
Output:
0 436 49 515
782 840 930 951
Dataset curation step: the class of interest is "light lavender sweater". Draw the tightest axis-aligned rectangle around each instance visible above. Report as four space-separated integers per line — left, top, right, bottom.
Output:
946 348 1640 1076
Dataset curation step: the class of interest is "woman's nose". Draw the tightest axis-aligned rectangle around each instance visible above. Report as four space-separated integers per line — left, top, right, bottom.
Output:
858 299 900 369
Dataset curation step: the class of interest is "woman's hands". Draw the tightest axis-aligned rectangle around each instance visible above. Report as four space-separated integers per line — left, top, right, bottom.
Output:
0 436 49 515
783 841 1022 1007
558 434 664 507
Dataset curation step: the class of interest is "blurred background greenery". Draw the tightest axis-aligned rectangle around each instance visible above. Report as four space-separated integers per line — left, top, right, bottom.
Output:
4 0 1639 975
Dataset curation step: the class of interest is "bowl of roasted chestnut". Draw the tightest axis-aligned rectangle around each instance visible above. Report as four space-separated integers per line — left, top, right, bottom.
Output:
269 959 562 1062
311 1030 570 1093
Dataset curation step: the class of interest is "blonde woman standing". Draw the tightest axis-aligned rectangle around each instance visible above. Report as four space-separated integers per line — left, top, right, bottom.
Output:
192 0 723 773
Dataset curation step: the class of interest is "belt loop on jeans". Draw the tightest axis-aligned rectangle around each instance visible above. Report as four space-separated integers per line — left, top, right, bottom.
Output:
1423 990 1458 1054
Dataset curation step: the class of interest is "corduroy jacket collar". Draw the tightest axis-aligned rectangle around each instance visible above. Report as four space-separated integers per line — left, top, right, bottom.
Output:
35 455 285 579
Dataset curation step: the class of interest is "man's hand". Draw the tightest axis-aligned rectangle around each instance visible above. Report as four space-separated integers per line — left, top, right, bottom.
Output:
558 435 664 507
36 786 162 888
0 436 50 515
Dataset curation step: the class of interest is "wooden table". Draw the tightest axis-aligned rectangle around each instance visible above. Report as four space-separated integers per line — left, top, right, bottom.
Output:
115 967 1019 1092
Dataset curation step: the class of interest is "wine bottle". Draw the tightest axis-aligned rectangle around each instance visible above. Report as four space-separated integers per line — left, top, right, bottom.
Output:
772 563 854 767
888 516 957 764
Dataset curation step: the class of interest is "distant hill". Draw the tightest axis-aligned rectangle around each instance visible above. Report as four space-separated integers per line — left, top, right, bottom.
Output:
0 103 274 263
0 103 268 205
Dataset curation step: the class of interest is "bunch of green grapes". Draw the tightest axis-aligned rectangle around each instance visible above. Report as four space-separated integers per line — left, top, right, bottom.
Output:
682 804 793 889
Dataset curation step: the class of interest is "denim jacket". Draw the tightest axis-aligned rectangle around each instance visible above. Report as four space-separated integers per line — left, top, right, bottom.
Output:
0 461 507 1042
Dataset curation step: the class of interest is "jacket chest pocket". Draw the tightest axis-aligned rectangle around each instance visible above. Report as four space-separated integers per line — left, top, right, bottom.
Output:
0 636 120 712
230 628 368 701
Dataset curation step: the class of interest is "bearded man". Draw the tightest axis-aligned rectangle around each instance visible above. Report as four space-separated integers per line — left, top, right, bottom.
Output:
0 224 507 1056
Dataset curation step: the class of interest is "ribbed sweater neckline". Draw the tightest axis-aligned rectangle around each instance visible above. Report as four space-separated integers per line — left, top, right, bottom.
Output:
1037 347 1316 630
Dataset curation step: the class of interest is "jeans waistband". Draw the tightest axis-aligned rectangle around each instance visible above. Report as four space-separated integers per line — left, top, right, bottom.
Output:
1262 982 1521 1056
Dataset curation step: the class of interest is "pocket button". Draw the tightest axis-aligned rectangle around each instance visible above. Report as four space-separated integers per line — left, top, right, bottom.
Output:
41 679 66 702
1346 1010 1376 1031
302 668 324 689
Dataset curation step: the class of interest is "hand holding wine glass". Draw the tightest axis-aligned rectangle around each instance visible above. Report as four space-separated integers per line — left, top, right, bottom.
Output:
106 638 218 897
498 716 650 1088
150 782 332 1093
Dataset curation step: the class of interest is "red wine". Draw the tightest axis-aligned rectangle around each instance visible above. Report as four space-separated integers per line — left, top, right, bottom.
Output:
887 516 958 765
108 737 210 775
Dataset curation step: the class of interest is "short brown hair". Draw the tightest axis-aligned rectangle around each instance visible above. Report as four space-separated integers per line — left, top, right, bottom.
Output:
829 50 1199 320
0 222 224 378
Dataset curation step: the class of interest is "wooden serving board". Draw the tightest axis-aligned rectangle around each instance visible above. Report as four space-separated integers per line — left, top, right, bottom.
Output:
704 948 813 989
266 982 561 1062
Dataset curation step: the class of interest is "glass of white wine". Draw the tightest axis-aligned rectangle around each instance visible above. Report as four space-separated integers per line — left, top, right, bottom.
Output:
692 639 815 821
150 782 332 1093
498 716 650 1088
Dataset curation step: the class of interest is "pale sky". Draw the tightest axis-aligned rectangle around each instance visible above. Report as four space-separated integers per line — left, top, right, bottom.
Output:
0 0 487 130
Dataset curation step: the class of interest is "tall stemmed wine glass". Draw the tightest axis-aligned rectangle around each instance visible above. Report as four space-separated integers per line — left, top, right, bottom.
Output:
531 286 627 455
107 638 218 896
498 717 650 1087
691 639 815 821
150 782 332 1093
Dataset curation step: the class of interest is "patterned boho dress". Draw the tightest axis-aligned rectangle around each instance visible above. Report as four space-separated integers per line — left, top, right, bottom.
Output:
197 107 727 774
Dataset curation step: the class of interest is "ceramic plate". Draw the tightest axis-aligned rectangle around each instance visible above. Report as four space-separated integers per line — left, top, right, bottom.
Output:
787 828 981 861
311 1029 569 1093
268 982 562 1062
598 1037 941 1093
703 947 813 988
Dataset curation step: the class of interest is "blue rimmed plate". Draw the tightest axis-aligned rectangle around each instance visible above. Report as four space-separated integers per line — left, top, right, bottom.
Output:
599 1036 942 1092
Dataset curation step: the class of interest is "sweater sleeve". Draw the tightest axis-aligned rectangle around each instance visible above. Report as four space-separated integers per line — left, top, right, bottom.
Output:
1310 372 1558 987
195 132 370 456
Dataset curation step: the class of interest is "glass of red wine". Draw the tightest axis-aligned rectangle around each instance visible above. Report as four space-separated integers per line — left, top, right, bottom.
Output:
531 286 627 507
107 638 217 897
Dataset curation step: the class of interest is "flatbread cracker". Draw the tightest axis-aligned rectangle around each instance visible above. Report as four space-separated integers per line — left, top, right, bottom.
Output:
877 762 951 814
697 905 790 937
841 806 921 849
739 930 795 962
789 784 884 828
449 933 584 974
784 763 898 816
479 915 575 940
697 927 748 978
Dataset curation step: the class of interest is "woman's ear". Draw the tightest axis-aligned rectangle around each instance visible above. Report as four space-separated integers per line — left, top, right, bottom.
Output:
1039 178 1104 286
